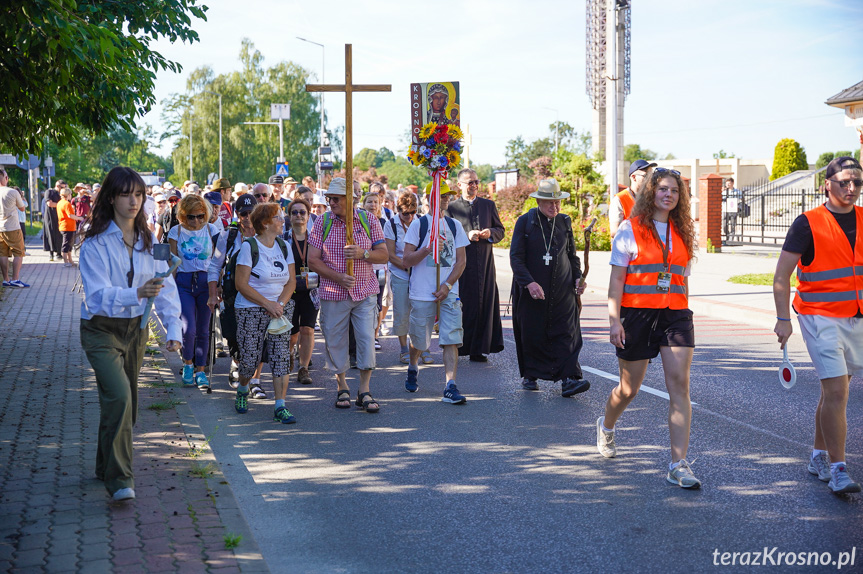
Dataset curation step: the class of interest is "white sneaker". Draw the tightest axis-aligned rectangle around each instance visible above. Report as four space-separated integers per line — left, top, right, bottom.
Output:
807 452 831 482
112 488 136 501
596 417 616 458
828 464 862 494
667 459 701 489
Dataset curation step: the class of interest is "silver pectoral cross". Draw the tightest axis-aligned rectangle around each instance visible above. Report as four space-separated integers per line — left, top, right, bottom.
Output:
543 252 552 266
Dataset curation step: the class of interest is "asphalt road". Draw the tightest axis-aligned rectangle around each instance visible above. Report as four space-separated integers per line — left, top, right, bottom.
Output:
176 285 863 573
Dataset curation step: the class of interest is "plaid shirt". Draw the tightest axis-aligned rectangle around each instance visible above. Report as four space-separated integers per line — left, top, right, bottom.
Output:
308 209 385 301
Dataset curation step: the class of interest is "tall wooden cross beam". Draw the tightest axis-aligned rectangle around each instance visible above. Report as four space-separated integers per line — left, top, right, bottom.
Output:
306 44 391 275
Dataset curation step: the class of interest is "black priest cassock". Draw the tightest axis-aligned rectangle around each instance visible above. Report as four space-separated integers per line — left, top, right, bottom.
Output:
446 194 505 359
510 195 589 396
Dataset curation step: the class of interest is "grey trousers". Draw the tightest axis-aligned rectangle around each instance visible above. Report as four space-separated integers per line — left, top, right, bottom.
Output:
80 315 147 494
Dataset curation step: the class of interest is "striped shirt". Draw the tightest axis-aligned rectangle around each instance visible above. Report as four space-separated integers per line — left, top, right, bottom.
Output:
308 209 385 301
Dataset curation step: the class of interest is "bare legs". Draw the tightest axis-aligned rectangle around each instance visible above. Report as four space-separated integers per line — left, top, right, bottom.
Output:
816 375 850 462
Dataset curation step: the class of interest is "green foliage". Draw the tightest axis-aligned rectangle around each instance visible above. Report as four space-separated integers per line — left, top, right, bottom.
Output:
354 148 378 171
623 144 657 164
224 533 243 550
2 0 208 156
816 152 834 169
472 163 495 183
771 138 808 180
376 157 431 188
728 273 798 287
163 40 322 186
713 150 735 159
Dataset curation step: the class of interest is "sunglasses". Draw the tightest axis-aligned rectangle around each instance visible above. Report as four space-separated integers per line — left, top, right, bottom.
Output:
326 196 341 204
461 180 479 186
400 210 416 216
653 167 681 177
828 178 863 189
186 213 207 221
254 193 268 199
238 212 251 218
291 210 308 216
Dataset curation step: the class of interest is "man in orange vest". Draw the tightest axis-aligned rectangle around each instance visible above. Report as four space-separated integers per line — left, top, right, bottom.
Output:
609 159 656 238
773 156 863 495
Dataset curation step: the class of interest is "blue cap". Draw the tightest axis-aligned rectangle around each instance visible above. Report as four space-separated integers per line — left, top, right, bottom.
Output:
203 191 223 206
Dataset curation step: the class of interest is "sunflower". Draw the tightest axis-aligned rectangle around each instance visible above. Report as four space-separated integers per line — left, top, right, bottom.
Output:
447 151 460 168
447 124 464 141
418 123 437 140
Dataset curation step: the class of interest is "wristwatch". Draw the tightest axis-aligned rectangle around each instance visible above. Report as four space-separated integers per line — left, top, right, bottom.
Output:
444 281 454 290
363 249 370 260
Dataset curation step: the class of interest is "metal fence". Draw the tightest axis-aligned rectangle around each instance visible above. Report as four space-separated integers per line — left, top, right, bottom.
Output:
722 178 862 246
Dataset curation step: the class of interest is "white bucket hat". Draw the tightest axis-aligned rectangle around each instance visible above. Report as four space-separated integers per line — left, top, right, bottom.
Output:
326 178 347 196
530 178 570 200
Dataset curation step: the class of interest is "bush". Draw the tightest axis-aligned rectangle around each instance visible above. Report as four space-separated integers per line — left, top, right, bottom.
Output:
771 138 808 180
494 178 536 214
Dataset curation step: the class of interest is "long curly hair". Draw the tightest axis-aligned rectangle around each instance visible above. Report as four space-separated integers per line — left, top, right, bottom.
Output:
83 167 153 253
631 169 697 259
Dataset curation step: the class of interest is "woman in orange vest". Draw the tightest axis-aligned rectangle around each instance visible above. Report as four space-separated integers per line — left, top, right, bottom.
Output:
596 168 701 488
773 156 863 495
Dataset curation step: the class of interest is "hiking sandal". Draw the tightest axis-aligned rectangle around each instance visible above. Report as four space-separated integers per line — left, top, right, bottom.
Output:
335 389 352 409
356 392 380 413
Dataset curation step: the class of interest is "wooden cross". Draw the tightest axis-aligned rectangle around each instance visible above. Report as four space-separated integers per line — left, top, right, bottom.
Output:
306 44 391 275
462 123 473 168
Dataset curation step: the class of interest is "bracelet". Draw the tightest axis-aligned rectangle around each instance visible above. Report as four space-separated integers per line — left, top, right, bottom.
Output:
776 317 792 321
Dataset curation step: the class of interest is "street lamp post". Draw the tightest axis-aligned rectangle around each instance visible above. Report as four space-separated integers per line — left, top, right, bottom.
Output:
296 37 325 181
202 90 223 178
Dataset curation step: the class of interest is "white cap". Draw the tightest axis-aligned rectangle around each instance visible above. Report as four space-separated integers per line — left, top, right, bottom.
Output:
312 195 327 206
153 193 167 202
234 182 249 193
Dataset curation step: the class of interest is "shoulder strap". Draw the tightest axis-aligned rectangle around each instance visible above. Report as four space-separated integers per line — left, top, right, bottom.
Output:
390 217 398 238
321 212 333 242
356 209 372 238
247 237 260 278
418 215 429 248
445 216 457 238
275 236 289 260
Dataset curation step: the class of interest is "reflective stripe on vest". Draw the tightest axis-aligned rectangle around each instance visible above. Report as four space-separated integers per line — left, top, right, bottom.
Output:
621 218 689 310
792 205 863 317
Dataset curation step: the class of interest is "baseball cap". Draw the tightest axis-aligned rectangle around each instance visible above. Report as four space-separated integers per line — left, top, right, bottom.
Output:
825 156 862 179
153 193 167 202
312 195 327 206
235 193 257 214
203 191 223 206
163 181 174 190
423 181 455 195
168 189 182 201
629 159 658 177
187 183 201 194
234 182 249 194
268 175 284 185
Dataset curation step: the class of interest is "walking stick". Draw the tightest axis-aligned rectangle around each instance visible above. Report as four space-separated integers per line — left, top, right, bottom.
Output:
206 309 215 394
577 217 598 315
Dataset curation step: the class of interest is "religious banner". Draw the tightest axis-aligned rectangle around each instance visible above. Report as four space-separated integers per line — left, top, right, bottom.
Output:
410 82 460 144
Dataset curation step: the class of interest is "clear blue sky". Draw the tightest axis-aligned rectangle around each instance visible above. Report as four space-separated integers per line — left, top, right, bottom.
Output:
143 0 863 167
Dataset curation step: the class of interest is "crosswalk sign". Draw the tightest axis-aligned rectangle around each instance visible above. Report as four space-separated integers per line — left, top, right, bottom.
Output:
275 162 289 177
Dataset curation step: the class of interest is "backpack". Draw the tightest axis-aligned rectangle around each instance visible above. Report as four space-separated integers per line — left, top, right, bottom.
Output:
221 234 288 305
321 210 372 243
418 215 458 251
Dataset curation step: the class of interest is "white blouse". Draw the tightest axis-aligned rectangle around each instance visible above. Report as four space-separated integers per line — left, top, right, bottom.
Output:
79 221 183 342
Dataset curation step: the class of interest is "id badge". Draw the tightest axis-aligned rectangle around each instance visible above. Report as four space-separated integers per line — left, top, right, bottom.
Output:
300 266 309 275
656 271 672 292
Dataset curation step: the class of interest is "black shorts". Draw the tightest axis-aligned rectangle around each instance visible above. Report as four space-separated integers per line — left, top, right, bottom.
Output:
61 231 75 253
291 290 319 335
616 307 695 361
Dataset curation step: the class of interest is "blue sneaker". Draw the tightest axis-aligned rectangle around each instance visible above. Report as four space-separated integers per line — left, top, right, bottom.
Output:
8 280 30 288
521 377 538 391
405 368 419 393
1 281 11 287
194 371 209 390
234 391 249 414
442 382 466 404
182 364 195 386
273 406 296 424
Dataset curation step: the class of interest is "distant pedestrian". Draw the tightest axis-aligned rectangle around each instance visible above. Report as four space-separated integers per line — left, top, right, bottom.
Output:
57 187 84 267
285 197 318 385
16 187 29 255
0 168 29 287
510 179 590 396
169 194 220 389
384 191 420 364
598 167 701 489
71 184 92 220
773 156 863 495
402 182 470 403
43 180 64 261
79 167 182 501
210 178 233 229
610 159 656 238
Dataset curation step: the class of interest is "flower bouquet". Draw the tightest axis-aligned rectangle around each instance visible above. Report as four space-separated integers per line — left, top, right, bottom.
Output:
407 122 464 262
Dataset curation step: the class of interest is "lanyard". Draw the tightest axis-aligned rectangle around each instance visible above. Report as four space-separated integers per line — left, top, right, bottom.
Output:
294 235 308 267
649 220 671 271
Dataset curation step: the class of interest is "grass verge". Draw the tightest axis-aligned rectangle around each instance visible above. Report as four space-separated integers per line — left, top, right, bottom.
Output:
728 273 798 287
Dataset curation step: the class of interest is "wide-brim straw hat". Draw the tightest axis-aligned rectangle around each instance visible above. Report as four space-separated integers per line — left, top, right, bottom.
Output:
326 178 347 196
530 178 570 200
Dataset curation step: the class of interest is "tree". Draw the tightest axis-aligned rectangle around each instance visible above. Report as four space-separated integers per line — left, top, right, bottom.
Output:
3 0 208 156
377 147 395 166
353 148 379 171
163 40 321 185
771 138 808 180
713 150 735 159
623 144 657 164
816 152 834 170
376 157 430 188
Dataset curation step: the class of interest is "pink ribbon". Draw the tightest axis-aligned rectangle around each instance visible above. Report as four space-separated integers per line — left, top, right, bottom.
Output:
427 170 447 263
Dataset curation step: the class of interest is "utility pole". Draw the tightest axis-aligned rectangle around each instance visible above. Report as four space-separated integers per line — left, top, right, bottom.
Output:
606 0 618 196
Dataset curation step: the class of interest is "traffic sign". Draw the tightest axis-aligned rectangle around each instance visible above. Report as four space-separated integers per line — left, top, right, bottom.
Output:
271 104 291 121
0 154 16 165
275 162 290 177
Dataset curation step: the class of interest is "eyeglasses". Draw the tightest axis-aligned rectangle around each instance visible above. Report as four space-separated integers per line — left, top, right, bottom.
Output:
653 168 681 177
326 196 341 204
461 180 479 186
291 210 308 216
238 212 251 218
828 178 863 189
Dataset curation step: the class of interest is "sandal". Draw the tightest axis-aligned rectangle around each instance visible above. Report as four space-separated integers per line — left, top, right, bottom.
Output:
399 351 410 364
250 385 267 399
355 392 380 413
335 389 352 409
421 350 433 365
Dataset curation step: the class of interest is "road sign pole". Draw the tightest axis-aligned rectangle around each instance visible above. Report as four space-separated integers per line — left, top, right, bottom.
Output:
279 118 285 163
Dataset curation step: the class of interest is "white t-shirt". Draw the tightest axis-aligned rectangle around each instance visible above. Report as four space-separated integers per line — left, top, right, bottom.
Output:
610 219 692 276
168 223 220 273
143 195 156 218
383 215 411 281
0 187 25 232
404 214 469 302
234 236 295 309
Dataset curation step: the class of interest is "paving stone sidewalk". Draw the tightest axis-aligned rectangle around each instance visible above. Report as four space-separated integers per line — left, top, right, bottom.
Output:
0 241 267 573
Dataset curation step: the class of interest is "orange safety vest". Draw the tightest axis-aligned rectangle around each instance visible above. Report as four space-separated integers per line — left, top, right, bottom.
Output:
622 218 689 310
792 204 863 317
616 188 636 219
